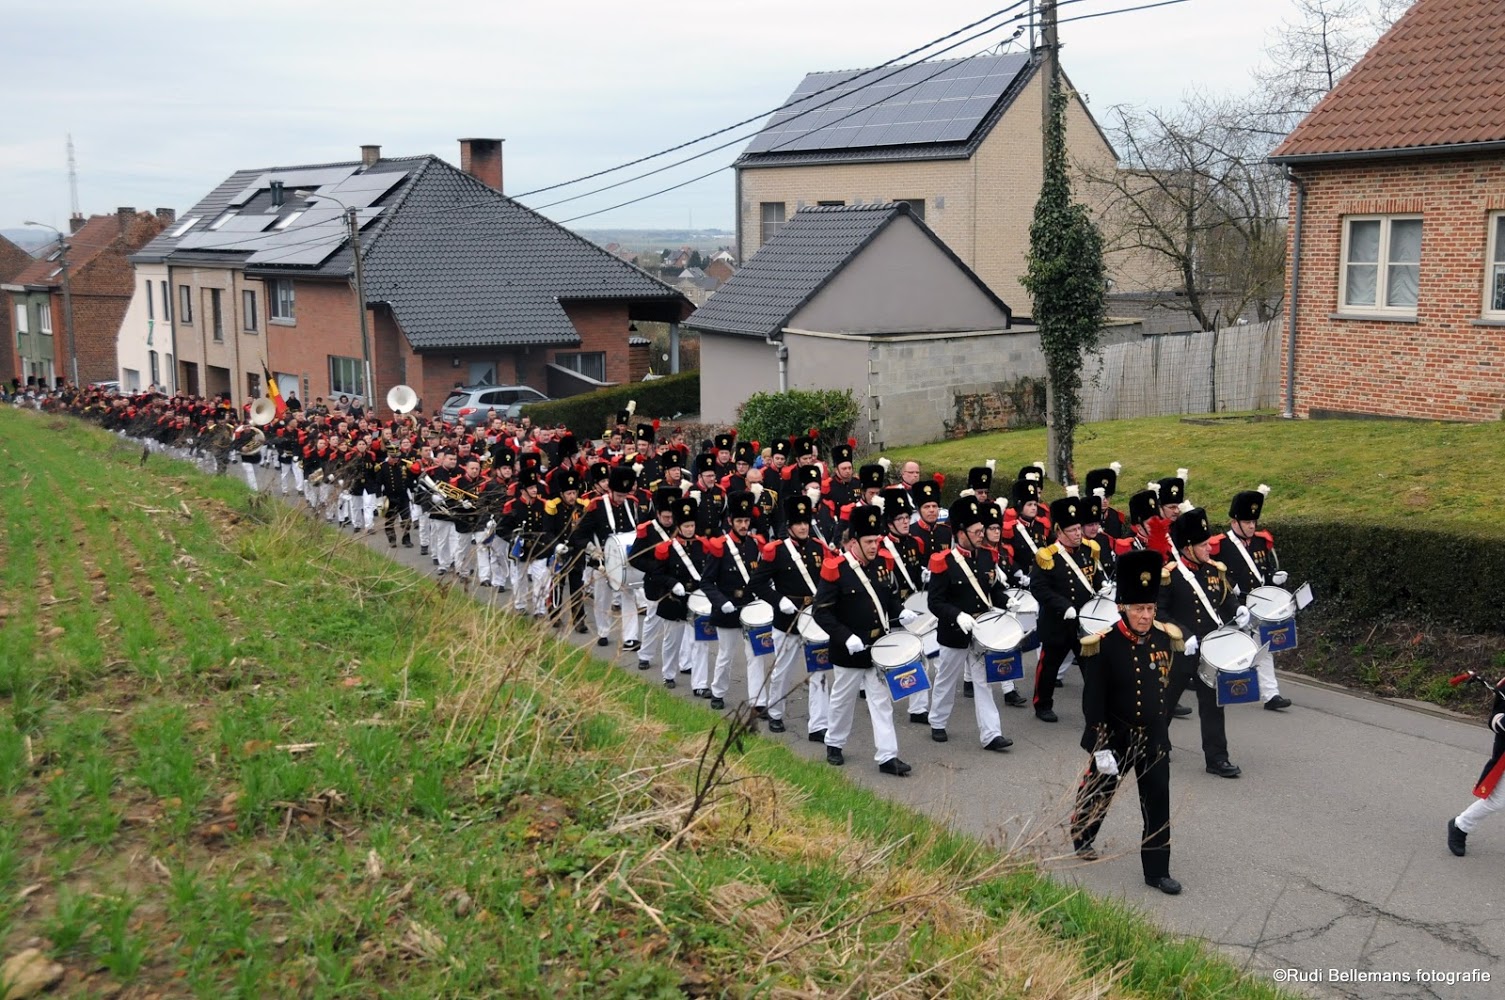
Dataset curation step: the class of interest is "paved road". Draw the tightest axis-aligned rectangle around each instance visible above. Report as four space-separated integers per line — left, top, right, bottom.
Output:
248 470 1502 1000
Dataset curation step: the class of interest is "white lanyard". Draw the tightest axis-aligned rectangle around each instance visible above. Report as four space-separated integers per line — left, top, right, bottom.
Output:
843 551 889 627
884 537 916 592
950 547 992 607
784 537 818 595
1014 522 1040 556
1175 558 1224 627
726 533 752 585
671 538 701 583
1226 531 1264 586
1057 543 1095 596
603 498 637 534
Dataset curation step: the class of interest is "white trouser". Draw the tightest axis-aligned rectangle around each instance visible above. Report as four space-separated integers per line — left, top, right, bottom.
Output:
1254 647 1281 701
826 666 899 764
473 534 495 584
1055 649 1076 685
435 521 461 571
712 627 754 700
336 490 353 524
241 459 259 490
930 646 1003 745
318 482 333 516
361 492 377 529
641 600 665 666
515 559 549 615
682 622 714 691
807 670 831 735
767 628 803 721
281 463 298 494
303 476 319 507
593 576 641 645
1456 779 1505 833
592 572 612 635
416 509 433 550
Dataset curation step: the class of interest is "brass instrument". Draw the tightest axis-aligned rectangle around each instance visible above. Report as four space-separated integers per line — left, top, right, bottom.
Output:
239 427 266 455
249 397 278 426
309 469 326 486
386 384 418 414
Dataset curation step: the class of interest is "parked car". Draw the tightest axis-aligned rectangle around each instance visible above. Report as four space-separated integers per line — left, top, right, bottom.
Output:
440 384 549 425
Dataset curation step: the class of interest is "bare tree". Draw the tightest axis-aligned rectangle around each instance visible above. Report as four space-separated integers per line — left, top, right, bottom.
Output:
1373 0 1415 31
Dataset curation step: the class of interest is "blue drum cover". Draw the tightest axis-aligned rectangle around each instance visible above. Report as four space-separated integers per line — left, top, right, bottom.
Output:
510 537 525 559
1215 666 1260 706
1257 619 1296 652
884 661 931 701
804 642 831 672
984 649 1025 683
747 624 775 657
693 616 717 642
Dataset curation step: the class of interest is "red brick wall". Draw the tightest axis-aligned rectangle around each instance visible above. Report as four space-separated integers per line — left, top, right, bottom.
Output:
558 300 632 384
266 280 370 410
1285 155 1505 421
0 239 32 386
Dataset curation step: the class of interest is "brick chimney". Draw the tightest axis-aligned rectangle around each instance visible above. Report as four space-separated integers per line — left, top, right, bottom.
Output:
68 213 85 234
458 138 504 192
361 144 381 167
156 208 177 226
117 207 137 234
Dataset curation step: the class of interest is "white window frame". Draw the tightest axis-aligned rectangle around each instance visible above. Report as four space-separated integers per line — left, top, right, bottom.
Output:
329 355 364 397
270 280 295 323
37 302 53 335
179 284 193 324
123 368 141 391
242 289 259 332
1338 214 1422 316
145 279 154 321
760 202 786 245
14 302 26 334
1484 212 1505 319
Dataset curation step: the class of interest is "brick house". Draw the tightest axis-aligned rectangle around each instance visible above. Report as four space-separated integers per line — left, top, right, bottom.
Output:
3 210 169 387
1270 0 1505 421
125 139 691 415
736 52 1171 314
0 233 33 387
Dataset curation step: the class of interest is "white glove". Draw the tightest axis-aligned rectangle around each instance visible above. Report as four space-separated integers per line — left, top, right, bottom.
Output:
955 612 976 635
844 634 864 655
1098 579 1114 596
690 490 701 502
778 597 797 616
921 569 932 585
899 608 919 626
1063 606 1077 621
1184 636 1199 658
555 543 568 556
672 583 686 598
1272 571 1288 586
721 601 736 614
1491 713 1504 734
486 518 497 533
1015 572 1031 587
1093 750 1119 776
1234 606 1251 629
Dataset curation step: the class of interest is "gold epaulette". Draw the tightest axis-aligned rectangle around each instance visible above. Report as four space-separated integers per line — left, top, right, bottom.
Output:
543 498 560 515
1083 537 1100 556
1080 626 1111 656
1210 559 1227 572
1161 563 1174 584
1153 620 1185 652
1035 544 1057 570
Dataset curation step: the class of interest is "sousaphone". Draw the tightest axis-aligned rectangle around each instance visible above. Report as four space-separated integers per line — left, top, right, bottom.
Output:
386 384 418 414
248 397 279 426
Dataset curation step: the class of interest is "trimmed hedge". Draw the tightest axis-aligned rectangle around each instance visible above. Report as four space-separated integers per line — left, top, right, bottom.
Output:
521 372 699 436
736 389 860 461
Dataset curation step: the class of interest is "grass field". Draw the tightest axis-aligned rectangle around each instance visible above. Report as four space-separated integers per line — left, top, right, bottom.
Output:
887 412 1505 535
0 409 1290 998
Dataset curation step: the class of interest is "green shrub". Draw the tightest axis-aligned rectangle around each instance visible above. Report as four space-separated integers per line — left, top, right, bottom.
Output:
521 372 698 436
736 389 860 460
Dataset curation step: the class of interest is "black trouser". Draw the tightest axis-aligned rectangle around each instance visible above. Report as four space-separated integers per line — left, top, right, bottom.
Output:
1033 638 1078 712
1071 734 1171 879
1165 652 1229 765
383 497 412 541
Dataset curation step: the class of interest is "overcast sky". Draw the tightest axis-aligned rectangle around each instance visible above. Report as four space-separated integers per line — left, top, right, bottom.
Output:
4 0 1399 235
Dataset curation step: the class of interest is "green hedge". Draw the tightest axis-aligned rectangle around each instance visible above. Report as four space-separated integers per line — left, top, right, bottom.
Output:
736 389 860 460
1274 519 1505 635
521 372 699 435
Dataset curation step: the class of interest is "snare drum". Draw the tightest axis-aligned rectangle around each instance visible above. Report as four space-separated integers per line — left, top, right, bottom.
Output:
1078 596 1119 637
970 610 1026 683
686 592 716 642
740 600 776 657
1004 588 1041 652
795 608 831 673
603 531 642 589
902 591 937 637
871 632 930 701
1197 626 1261 706
1246 585 1297 652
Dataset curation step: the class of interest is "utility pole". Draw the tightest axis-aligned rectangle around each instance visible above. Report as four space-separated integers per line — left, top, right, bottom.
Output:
24 220 80 388
1040 0 1061 482
347 206 374 415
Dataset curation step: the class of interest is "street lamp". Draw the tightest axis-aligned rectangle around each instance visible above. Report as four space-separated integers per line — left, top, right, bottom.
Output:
294 190 374 415
23 221 78 388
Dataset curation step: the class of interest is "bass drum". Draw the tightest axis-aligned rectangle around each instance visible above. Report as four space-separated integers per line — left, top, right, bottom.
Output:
1078 596 1119 637
603 531 643 589
902 590 936 636
1197 626 1261 705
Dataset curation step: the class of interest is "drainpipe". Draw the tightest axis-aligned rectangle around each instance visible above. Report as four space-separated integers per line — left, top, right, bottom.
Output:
767 334 788 392
1283 167 1307 419
166 262 180 394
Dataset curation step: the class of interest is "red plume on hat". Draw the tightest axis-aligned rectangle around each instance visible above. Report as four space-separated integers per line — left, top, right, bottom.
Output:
751 440 759 451
935 473 946 487
652 418 661 431
729 427 737 437
847 437 857 449
808 427 818 438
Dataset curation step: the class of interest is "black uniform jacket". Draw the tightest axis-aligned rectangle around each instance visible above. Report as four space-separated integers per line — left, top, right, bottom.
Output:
646 536 710 623
813 550 902 669
1157 556 1241 642
750 533 828 633
1031 540 1101 647
927 544 1008 650
1079 619 1183 753
700 531 765 629
629 518 676 601
1209 530 1279 594
882 533 927 601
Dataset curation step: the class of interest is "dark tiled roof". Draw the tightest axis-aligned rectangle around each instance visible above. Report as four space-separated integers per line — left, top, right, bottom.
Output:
132 167 319 263
685 202 1006 338
12 213 158 287
1271 0 1505 162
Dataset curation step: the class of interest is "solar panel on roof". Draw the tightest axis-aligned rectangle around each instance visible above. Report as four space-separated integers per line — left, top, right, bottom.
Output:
744 53 1028 155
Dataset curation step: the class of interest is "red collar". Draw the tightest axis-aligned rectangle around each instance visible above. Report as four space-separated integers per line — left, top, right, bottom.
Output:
1115 619 1141 644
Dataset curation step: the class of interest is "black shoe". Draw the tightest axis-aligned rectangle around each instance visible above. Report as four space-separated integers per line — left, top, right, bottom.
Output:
1206 760 1242 778
1171 703 1193 718
878 757 912 776
596 637 609 647
767 718 785 733
637 660 651 671
679 667 691 675
710 697 725 710
664 679 676 689
622 639 641 652
808 729 827 743
908 711 929 724
575 623 589 634
754 706 770 720
931 728 948 743
826 747 844 766
1145 876 1182 895
387 537 398 547
1055 677 1067 689
1074 844 1099 860
420 545 431 556
1264 695 1292 711
402 537 412 548
693 688 710 699
1004 690 1028 708
983 735 1013 752
859 688 866 700
1447 818 1467 857
1035 709 1058 723
963 681 974 699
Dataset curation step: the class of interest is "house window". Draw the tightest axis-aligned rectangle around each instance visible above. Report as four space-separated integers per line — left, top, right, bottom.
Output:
179 285 193 324
14 303 25 334
816 200 845 207
149 351 160 387
1485 213 1505 316
208 288 223 341
247 371 261 399
554 351 607 382
760 202 786 245
270 280 295 322
329 355 365 397
161 282 171 323
896 198 925 220
145 280 154 320
38 303 52 335
123 368 141 392
1341 216 1421 313
242 289 259 332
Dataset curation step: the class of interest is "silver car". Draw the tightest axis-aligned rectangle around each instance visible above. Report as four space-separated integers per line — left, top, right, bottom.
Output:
439 384 549 425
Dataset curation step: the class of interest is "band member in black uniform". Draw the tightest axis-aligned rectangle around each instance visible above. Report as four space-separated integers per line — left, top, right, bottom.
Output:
1209 486 1292 710
1083 489 1116 584
570 465 643 652
1006 479 1050 584
1030 492 1103 723
1447 672 1505 857
631 486 681 678
1159 507 1247 778
823 439 860 510
376 445 415 548
721 439 757 493
447 457 486 581
711 431 737 480
909 477 950 553
792 465 838 546
1070 548 1184 895
751 493 829 734
879 487 925 599
1085 463 1128 540
646 497 712 693
813 504 912 775
690 454 728 538
701 491 766 712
